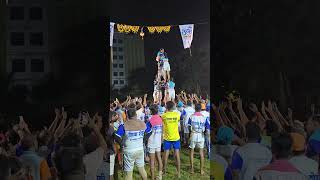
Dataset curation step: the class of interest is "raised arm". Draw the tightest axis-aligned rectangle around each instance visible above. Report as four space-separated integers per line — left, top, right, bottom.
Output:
213 103 224 127
273 102 289 127
261 101 271 120
143 94 147 107
265 101 283 132
48 108 61 133
236 98 249 125
87 113 107 151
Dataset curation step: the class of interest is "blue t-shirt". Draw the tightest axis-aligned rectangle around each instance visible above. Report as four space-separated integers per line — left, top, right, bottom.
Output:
168 81 175 89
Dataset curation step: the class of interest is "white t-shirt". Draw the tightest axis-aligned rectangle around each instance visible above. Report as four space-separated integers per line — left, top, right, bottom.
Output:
289 155 319 176
182 106 195 132
83 147 104 180
231 143 272 180
136 109 145 121
189 112 207 142
147 115 163 149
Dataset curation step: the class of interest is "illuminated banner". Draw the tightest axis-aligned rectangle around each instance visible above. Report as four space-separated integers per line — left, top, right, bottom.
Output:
179 24 194 49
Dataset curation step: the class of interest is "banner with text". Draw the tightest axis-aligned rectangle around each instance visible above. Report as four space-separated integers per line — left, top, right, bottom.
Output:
110 22 115 47
179 24 194 49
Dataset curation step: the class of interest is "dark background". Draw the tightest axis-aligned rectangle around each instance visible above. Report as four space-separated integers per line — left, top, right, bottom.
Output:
213 0 320 119
0 0 210 129
110 0 210 99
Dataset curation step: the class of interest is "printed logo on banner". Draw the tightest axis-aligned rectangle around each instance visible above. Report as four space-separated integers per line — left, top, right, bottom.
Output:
179 24 194 49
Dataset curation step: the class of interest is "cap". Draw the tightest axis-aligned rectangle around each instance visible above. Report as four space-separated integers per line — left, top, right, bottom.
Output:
177 101 184 108
201 103 206 110
290 132 305 151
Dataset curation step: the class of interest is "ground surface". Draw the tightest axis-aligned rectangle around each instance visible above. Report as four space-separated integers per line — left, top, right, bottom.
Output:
118 148 210 180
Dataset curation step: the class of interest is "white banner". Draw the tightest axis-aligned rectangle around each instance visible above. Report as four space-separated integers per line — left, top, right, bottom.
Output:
110 22 115 47
179 24 194 49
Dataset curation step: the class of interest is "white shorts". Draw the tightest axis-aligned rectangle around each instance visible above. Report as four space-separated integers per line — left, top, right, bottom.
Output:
148 147 161 154
123 150 145 172
168 89 175 99
108 154 115 175
189 140 205 149
189 133 205 149
163 61 170 71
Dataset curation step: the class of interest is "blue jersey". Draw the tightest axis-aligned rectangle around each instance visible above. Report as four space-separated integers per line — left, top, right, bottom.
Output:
168 81 175 89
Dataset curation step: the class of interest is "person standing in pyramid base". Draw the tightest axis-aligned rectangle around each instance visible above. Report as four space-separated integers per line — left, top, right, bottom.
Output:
156 48 171 82
167 78 175 102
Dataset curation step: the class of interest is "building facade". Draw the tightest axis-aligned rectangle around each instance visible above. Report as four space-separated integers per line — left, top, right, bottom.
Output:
111 32 145 90
6 0 49 89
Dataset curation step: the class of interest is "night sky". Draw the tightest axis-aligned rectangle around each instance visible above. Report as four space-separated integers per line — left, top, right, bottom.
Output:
110 0 210 79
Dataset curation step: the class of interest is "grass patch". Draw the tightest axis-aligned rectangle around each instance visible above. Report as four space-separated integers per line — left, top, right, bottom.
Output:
118 148 210 179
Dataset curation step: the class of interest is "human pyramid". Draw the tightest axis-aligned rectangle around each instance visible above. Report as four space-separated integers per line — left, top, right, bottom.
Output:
153 48 176 104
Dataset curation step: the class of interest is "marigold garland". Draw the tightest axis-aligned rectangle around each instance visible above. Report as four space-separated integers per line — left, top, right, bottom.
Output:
117 24 140 34
147 26 156 34
117 24 171 34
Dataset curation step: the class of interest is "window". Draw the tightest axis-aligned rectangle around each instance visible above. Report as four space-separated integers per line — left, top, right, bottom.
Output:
113 55 117 60
112 63 117 68
29 7 43 20
119 56 123 60
113 47 117 51
113 72 118 76
119 64 124 68
10 6 24 20
113 80 118 85
113 39 116 44
120 80 124 85
118 39 123 44
30 32 43 46
31 58 44 72
12 59 25 72
10 32 24 46
119 72 124 76
118 47 123 52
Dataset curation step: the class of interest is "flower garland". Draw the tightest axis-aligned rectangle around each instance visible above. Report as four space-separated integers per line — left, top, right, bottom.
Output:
117 24 171 34
117 24 140 34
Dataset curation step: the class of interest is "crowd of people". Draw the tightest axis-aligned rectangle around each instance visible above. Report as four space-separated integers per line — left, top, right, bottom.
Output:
0 48 211 180
211 97 320 180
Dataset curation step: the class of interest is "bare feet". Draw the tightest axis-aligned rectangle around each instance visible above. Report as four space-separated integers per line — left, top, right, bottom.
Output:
200 170 205 176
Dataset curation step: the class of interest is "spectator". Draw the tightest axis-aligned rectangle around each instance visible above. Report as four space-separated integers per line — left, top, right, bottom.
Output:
146 105 163 180
162 101 181 178
115 108 151 180
19 133 52 180
214 126 238 164
289 132 318 176
188 103 210 175
82 112 108 180
255 133 308 180
231 122 272 180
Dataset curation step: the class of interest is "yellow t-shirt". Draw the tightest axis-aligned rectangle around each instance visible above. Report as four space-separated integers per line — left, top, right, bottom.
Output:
161 111 180 141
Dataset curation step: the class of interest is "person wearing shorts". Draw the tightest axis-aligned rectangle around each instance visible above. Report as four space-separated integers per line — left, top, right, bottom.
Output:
146 105 163 180
167 78 175 101
115 108 152 180
156 48 170 81
161 101 181 178
162 57 171 81
188 103 210 175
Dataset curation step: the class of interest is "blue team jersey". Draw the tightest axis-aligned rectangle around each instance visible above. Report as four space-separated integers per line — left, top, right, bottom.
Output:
168 81 175 89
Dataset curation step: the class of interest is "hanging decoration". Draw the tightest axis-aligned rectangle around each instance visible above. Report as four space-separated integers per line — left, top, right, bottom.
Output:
117 24 140 34
147 26 156 34
140 27 145 40
110 21 207 56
